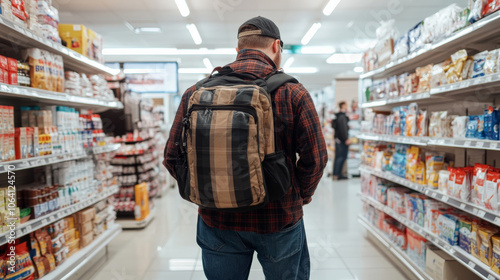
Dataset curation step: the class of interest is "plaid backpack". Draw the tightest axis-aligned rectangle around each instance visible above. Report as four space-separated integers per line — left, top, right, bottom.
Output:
174 67 297 212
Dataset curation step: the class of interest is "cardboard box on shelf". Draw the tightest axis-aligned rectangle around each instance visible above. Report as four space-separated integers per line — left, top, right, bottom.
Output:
59 24 90 58
80 231 93 248
77 221 93 236
425 246 481 280
76 207 95 224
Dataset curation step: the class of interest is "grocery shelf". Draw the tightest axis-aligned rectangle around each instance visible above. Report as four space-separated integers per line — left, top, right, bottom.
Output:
0 83 123 112
360 166 500 228
89 143 122 155
117 205 156 229
0 151 87 173
358 216 432 280
0 185 119 246
0 15 115 75
360 194 500 280
357 134 500 151
43 224 122 280
360 11 500 80
0 144 122 174
361 73 500 110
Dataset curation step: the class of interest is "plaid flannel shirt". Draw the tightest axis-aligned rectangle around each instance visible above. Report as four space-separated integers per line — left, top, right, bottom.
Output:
163 49 327 233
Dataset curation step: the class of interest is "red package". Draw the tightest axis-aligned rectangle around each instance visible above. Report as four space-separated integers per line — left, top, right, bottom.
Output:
482 0 500 16
8 72 18 86
0 68 4 84
473 164 491 207
3 70 7 84
0 56 7 70
484 172 500 210
5 242 36 280
7 58 17 73
448 167 456 196
11 0 27 21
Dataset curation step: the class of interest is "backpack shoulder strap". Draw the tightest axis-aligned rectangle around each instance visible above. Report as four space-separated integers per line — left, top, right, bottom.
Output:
265 72 298 94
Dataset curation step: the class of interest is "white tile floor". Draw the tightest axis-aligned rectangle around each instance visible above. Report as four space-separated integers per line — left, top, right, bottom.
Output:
90 175 409 280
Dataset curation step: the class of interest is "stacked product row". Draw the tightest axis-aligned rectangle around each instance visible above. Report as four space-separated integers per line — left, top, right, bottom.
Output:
362 2 500 72
362 173 500 276
364 103 500 141
363 142 500 213
0 0 104 63
0 202 115 279
365 48 500 102
0 158 115 230
0 105 112 162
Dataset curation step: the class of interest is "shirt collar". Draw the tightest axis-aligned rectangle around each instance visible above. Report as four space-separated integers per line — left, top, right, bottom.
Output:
235 49 278 70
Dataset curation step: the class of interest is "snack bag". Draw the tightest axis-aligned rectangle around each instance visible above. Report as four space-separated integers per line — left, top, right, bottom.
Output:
438 170 450 192
469 0 487 23
448 167 457 196
485 49 499 75
416 65 433 93
462 57 475 80
416 110 428 137
393 107 401 136
479 226 500 266
398 73 409 96
484 172 500 211
472 51 489 78
459 217 473 253
406 103 418 137
492 235 500 273
471 219 482 259
438 214 460 246
477 115 486 139
430 61 450 88
5 242 35 280
429 112 440 137
466 115 478 138
482 0 500 17
426 152 445 189
493 108 500 141
473 164 491 206
24 48 49 90
485 106 494 140
452 116 468 138
415 161 426 185
454 168 472 200
406 146 420 182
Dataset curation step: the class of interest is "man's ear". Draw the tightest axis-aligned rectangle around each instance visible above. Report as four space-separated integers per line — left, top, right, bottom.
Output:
272 40 279 54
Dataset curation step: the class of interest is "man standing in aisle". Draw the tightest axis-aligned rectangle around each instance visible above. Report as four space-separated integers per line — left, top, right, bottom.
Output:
332 101 351 180
163 16 327 280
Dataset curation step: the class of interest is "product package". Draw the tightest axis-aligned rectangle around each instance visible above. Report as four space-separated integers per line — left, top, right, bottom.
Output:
439 170 450 193
477 115 486 139
452 116 468 138
454 167 473 201
484 172 500 211
482 0 500 17
430 61 451 88
426 152 446 189
446 49 469 84
416 65 433 93
459 217 473 253
492 235 500 273
407 229 427 270
479 226 499 266
392 33 409 61
438 214 461 246
406 103 418 137
416 110 428 137
406 146 421 182
471 219 482 259
408 22 424 54
472 164 491 207
469 0 486 23
466 115 479 138
472 51 489 78
485 49 499 75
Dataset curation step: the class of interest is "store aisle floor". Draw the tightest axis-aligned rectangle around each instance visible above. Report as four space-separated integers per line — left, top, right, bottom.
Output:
91 176 407 280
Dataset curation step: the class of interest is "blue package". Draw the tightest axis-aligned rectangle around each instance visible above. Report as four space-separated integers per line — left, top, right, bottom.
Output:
408 22 424 54
400 106 408 137
466 116 478 138
485 107 493 140
493 109 500 141
439 214 460 246
476 115 485 139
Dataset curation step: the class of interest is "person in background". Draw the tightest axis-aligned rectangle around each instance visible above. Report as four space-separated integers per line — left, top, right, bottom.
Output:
332 101 351 180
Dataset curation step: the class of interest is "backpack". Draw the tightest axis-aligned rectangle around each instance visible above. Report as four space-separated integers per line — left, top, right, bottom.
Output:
174 66 298 212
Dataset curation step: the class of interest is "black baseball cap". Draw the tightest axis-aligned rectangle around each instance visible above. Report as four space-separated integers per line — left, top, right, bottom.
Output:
238 16 283 48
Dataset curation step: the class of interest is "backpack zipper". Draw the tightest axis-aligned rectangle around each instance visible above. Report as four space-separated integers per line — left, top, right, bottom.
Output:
188 104 261 158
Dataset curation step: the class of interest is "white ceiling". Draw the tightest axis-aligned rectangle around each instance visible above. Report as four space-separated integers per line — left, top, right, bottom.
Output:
56 0 462 93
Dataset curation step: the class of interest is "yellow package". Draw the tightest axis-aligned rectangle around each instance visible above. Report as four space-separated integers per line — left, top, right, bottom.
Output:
492 236 500 273
406 146 420 182
479 226 499 266
415 161 426 185
59 24 90 57
445 49 468 84
471 220 481 259
24 48 50 90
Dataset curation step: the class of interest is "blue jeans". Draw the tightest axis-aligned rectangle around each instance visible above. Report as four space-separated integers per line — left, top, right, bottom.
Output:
196 216 310 280
333 142 349 177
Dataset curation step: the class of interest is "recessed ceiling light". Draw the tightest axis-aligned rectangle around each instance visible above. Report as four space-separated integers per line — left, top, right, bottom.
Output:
186 24 202 45
135 27 162 33
323 0 341 16
175 0 190 17
353 66 364 73
301 22 321 45
326 53 363 64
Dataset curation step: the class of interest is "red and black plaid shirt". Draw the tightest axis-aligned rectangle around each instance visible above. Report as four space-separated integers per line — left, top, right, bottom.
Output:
163 49 327 233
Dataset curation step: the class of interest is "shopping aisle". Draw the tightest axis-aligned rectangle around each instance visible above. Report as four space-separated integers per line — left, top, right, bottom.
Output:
89 176 407 280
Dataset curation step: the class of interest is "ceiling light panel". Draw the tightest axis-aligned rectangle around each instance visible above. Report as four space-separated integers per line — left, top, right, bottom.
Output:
175 0 190 17
323 0 341 16
301 22 321 45
326 53 363 64
186 24 202 45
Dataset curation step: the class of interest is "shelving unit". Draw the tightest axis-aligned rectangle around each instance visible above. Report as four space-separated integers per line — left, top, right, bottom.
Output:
0 143 121 173
0 185 119 245
360 12 500 80
357 134 500 151
43 224 122 280
358 217 432 280
0 15 115 75
360 193 500 280
360 166 500 228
